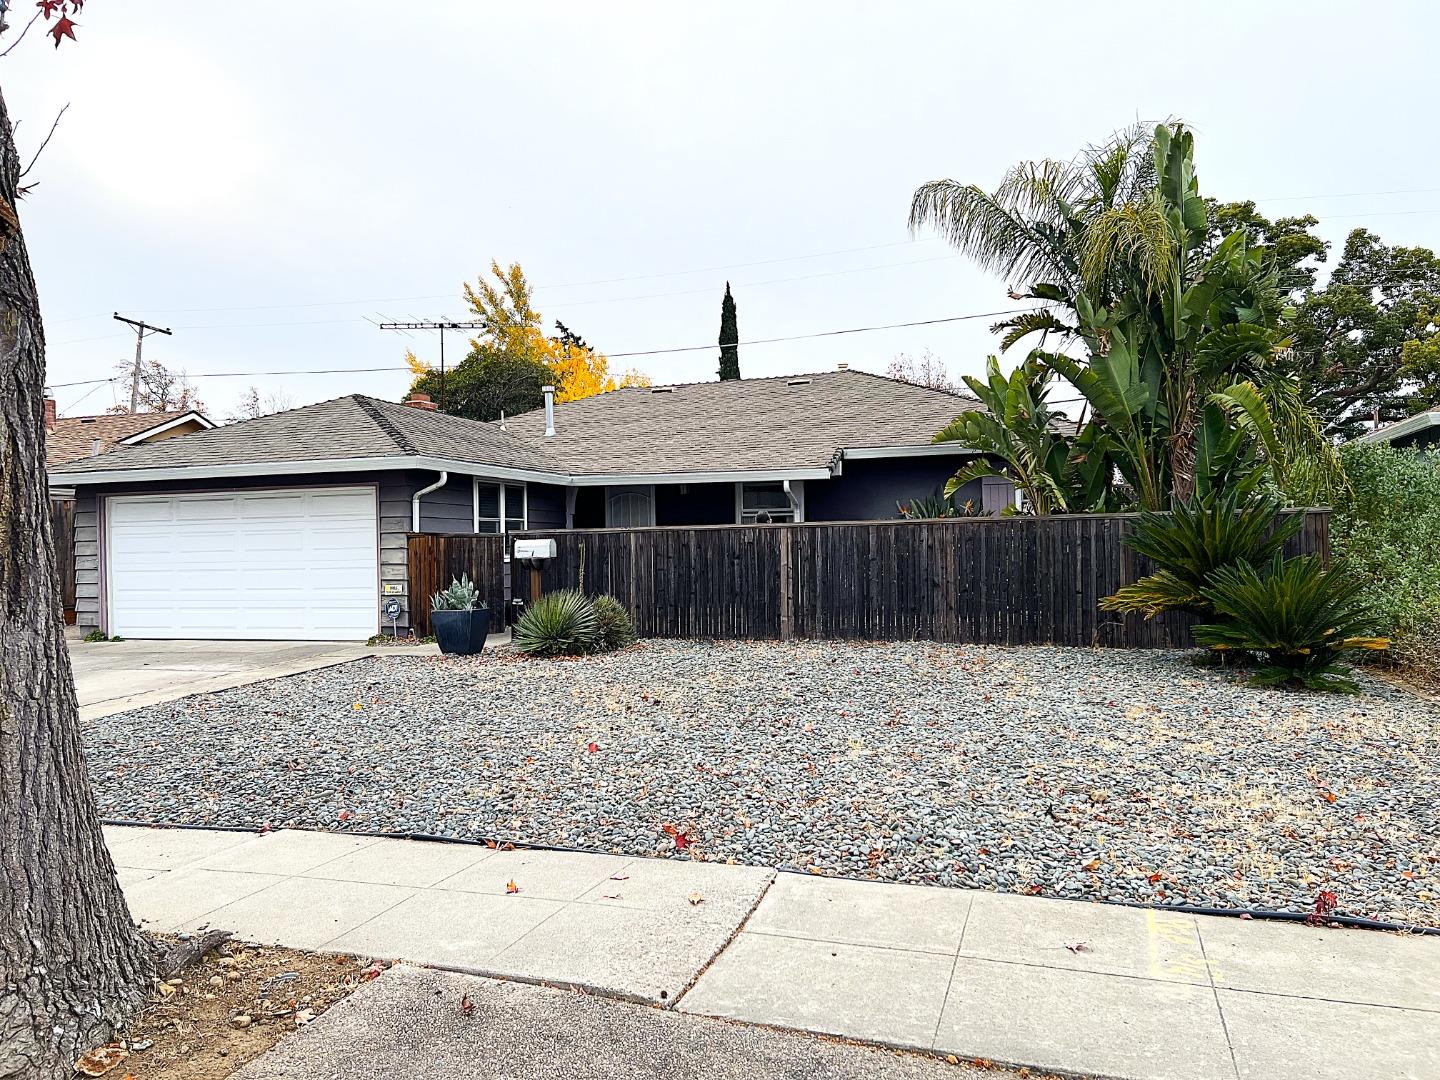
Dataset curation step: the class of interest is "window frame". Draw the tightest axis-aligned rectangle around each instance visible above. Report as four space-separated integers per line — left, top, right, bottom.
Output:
473 478 528 534
735 479 804 524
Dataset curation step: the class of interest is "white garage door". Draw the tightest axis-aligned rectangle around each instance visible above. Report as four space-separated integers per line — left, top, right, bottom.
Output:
107 487 379 640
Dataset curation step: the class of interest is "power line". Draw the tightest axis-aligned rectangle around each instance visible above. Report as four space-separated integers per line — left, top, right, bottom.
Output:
606 308 1028 359
46 306 1032 390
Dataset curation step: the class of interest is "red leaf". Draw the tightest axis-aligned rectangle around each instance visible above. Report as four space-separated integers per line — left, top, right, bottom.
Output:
459 993 475 1016
338 810 352 822
49 13 77 46
587 742 599 753
36 1 64 17
673 831 691 850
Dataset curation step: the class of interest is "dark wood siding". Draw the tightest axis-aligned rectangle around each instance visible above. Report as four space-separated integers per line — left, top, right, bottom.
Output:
510 510 1329 648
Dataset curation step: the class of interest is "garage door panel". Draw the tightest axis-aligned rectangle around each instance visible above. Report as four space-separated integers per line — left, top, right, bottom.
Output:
110 499 176 525
174 497 244 523
108 486 378 640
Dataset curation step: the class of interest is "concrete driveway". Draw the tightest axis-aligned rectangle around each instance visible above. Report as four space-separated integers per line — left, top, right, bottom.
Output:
70 639 369 721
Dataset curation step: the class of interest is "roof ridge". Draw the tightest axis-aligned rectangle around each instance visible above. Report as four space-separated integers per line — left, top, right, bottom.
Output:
353 395 420 455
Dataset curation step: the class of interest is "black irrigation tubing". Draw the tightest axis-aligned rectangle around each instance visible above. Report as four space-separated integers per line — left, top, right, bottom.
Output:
103 818 1440 938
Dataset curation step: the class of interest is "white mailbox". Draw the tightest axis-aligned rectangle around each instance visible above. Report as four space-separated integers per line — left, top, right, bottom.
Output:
514 538 557 560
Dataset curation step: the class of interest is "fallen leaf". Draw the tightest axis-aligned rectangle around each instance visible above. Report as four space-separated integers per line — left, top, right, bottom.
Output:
609 873 629 881
1064 941 1089 954
687 891 705 906
352 702 364 711
587 742 599 753
338 810 352 822
506 880 520 895
460 993 475 1016
674 831 691 850
1082 859 1101 872
75 1046 128 1077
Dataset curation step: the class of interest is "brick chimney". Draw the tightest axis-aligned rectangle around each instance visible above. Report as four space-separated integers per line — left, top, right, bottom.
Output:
43 393 56 432
403 392 438 411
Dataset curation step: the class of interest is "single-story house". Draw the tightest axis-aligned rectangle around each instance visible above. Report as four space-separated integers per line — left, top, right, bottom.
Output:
45 401 214 473
47 369 1012 641
1350 410 1440 450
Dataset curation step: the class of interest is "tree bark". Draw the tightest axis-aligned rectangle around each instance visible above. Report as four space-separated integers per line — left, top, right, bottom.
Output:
0 85 154 1078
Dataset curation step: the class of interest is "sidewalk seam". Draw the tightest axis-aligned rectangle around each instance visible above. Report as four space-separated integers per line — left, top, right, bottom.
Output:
1196 919 1242 1080
666 869 779 1011
928 894 973 1048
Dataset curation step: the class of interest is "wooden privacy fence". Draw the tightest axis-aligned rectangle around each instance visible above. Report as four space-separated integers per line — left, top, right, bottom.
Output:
406 533 507 636
510 511 1330 649
50 499 76 624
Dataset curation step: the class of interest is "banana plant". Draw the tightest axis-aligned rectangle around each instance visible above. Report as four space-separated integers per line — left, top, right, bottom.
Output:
933 356 1116 514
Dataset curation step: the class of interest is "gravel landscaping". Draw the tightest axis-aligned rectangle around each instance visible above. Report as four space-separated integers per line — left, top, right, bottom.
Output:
86 641 1440 926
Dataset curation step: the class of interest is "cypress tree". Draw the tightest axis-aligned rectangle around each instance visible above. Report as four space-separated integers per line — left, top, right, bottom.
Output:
717 281 740 381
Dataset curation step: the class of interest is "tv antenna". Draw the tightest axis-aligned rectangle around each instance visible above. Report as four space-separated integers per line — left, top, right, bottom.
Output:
377 320 486 412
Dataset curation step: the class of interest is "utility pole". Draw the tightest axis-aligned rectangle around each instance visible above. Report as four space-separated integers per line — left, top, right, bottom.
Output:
113 313 173 413
377 320 486 413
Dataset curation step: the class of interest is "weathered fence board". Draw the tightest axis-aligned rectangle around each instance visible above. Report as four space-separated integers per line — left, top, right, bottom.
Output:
50 499 75 624
406 534 507 636
509 510 1329 649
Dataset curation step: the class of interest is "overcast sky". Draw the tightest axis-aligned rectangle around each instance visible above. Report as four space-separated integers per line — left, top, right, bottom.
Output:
11 1 1440 419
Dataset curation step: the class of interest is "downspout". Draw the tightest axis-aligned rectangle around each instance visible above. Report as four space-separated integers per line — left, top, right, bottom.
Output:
412 471 449 532
783 479 802 522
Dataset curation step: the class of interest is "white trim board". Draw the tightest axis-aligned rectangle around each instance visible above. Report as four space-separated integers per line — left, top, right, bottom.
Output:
116 411 216 444
52 446 981 490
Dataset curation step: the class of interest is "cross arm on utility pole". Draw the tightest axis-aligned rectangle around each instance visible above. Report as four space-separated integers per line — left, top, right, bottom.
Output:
113 312 174 414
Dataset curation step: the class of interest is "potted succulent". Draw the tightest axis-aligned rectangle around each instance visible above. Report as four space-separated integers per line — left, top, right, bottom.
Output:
429 574 490 656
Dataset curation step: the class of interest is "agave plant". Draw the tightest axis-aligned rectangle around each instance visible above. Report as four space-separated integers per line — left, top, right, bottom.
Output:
1193 554 1389 692
1100 494 1303 617
430 573 481 612
513 589 599 657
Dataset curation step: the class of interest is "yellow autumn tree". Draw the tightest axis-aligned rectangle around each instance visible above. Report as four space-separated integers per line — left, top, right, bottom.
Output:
459 260 649 402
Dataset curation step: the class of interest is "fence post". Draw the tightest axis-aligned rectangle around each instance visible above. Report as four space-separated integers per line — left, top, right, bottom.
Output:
778 527 794 640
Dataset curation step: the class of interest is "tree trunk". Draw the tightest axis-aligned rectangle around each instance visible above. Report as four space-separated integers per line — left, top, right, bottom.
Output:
0 86 154 1078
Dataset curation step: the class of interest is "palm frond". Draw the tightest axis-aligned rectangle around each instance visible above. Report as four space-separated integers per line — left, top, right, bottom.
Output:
1080 197 1180 299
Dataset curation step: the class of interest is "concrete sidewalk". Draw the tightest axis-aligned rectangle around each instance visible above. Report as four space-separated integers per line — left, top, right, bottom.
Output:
107 826 1440 1080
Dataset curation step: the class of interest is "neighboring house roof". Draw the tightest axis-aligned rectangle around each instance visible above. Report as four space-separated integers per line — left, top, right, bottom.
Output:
48 371 986 487
1350 411 1440 446
502 370 985 476
45 409 213 467
50 394 564 483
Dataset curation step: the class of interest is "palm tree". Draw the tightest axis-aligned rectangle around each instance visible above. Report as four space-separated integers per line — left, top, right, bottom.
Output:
913 123 1346 509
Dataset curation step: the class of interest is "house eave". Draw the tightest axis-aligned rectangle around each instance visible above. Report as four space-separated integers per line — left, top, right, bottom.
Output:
1351 411 1440 445
48 456 835 490
840 444 983 461
49 454 577 489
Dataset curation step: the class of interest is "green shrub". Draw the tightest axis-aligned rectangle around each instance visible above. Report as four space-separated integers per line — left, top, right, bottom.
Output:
1332 444 1440 675
81 630 109 643
431 573 482 612
1100 494 1303 617
1193 554 1389 692
513 589 599 656
590 594 637 651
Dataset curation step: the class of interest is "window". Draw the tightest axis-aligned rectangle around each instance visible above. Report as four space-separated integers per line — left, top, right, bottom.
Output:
737 480 801 523
473 480 527 533
606 485 655 528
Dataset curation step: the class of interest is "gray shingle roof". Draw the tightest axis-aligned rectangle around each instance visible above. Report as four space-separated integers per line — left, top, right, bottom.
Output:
501 370 981 475
50 372 985 483
51 395 560 478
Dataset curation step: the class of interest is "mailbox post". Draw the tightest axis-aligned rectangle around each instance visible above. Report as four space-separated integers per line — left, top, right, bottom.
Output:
513 538 557 613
